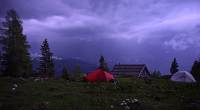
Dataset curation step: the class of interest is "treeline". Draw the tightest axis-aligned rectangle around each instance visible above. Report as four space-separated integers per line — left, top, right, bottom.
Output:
169 57 200 81
0 9 109 80
151 57 200 81
0 9 55 78
1 9 199 81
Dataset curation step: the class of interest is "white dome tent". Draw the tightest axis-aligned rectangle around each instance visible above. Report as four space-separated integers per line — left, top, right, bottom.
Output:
170 71 196 83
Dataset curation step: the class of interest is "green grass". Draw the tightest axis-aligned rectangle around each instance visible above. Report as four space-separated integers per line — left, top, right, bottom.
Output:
0 77 200 110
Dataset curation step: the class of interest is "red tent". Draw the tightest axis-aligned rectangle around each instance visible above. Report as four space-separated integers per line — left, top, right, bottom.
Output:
85 68 114 82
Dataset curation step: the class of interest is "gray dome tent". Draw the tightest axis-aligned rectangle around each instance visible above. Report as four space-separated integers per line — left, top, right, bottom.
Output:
170 71 196 83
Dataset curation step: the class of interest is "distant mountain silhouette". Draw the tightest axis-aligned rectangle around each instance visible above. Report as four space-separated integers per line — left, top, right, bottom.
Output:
32 57 98 76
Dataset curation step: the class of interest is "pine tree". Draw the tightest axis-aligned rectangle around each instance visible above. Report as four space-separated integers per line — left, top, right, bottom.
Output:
191 60 200 81
99 56 105 69
99 55 109 71
61 66 69 80
39 38 55 78
170 58 179 74
0 9 32 77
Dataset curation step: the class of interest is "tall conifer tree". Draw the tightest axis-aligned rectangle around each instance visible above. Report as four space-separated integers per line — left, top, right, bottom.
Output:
39 38 55 77
99 56 105 69
99 55 109 71
170 58 179 74
0 9 32 77
191 60 200 81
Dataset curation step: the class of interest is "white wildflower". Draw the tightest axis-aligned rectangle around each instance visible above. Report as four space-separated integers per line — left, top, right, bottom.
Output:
34 78 40 82
110 105 114 109
13 84 18 88
133 98 138 102
124 102 127 105
12 88 15 91
126 99 131 102
125 106 130 109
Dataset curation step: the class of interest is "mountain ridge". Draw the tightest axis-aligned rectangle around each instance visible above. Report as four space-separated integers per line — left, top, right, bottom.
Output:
32 57 98 76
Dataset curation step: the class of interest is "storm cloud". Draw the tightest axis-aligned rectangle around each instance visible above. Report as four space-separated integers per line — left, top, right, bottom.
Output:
1 0 200 73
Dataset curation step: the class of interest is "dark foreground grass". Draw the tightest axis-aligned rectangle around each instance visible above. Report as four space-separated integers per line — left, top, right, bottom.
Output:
0 77 200 110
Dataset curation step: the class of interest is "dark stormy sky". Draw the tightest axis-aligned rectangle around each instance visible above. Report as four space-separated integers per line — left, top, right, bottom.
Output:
1 0 200 73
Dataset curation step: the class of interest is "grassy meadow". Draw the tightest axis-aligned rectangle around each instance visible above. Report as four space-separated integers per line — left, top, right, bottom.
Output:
0 77 200 110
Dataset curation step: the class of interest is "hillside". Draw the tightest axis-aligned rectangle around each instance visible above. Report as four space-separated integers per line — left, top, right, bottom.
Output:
32 58 98 76
0 77 200 110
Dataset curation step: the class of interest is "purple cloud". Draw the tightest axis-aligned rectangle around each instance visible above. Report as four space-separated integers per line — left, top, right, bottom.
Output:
1 0 200 73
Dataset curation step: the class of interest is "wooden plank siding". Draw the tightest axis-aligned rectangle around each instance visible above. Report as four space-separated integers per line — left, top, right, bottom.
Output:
111 64 150 78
